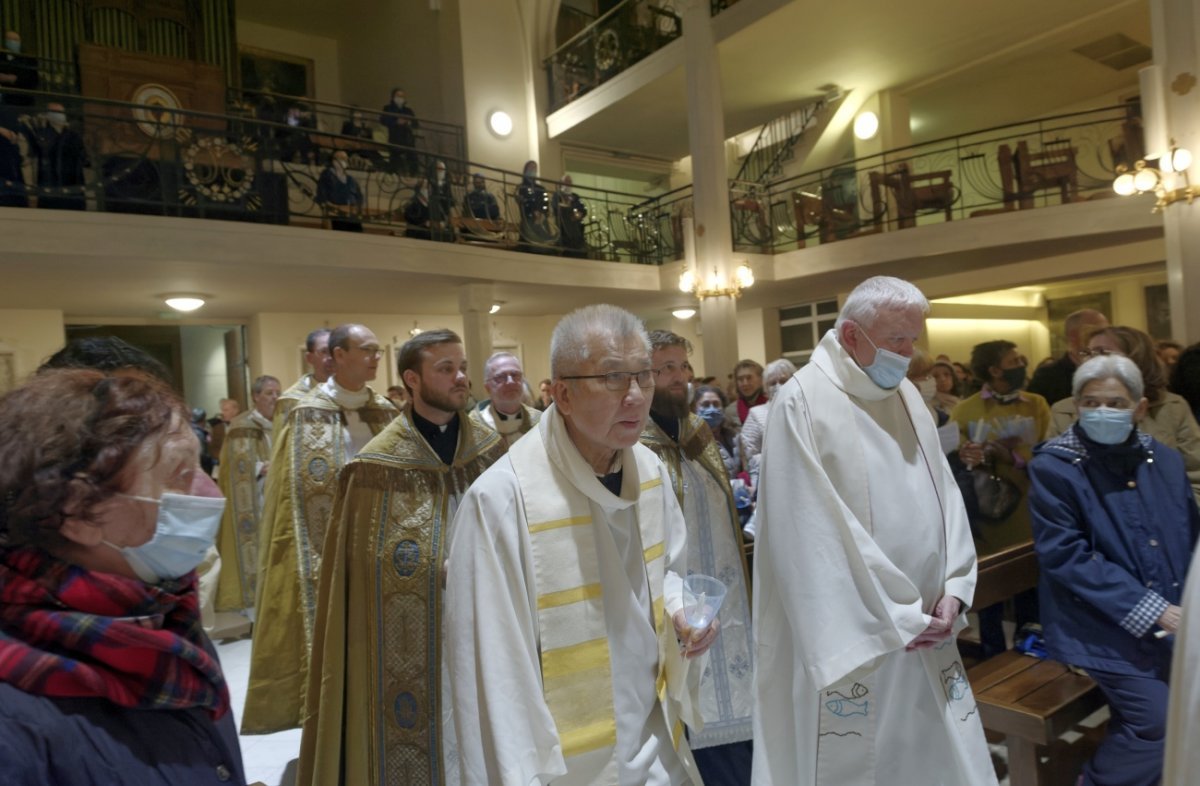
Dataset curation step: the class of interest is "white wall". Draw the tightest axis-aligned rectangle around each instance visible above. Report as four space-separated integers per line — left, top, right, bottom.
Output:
180 326 231 417
236 20 342 105
0 309 64 391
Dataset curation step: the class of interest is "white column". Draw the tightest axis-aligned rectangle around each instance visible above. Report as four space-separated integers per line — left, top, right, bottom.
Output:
1152 0 1200 342
682 0 740 379
458 283 494 400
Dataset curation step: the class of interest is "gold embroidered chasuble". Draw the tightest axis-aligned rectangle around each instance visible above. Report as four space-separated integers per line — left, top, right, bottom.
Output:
242 384 397 734
641 414 755 749
272 372 318 439
297 408 505 786
214 410 272 612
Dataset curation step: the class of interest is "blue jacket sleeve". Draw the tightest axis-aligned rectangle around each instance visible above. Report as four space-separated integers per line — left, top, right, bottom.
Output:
1029 456 1167 637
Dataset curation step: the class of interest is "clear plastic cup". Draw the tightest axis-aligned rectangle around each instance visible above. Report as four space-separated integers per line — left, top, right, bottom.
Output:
682 574 727 631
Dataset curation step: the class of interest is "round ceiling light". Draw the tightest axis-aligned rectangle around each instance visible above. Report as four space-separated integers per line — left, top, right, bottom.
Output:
162 294 208 312
672 308 697 320
853 111 879 141
488 110 513 138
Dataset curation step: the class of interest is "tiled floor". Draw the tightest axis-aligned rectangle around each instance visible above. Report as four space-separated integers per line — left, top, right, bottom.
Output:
216 637 300 786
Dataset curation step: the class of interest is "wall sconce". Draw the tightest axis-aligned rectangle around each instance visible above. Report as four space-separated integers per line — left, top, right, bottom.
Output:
1112 140 1195 211
409 321 423 337
853 111 879 141
677 217 755 300
487 110 513 138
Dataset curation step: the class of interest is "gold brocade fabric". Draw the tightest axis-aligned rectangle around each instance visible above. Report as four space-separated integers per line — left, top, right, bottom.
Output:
242 386 397 734
214 413 271 612
272 373 316 441
298 410 505 786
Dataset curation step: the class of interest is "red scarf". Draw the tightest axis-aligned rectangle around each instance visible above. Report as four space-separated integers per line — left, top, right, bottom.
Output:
737 392 768 424
0 545 230 718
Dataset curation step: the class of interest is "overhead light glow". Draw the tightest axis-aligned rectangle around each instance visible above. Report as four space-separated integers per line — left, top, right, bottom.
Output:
163 295 206 312
672 308 696 320
488 110 513 138
489 303 501 314
853 111 879 141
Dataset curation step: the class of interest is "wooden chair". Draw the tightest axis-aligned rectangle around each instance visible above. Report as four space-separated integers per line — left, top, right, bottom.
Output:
871 164 955 229
792 191 878 245
1014 140 1078 208
969 144 1020 217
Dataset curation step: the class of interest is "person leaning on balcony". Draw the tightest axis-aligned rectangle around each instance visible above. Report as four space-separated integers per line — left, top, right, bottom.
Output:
553 174 589 258
316 151 364 233
517 159 553 253
22 102 89 211
380 87 419 175
1047 325 1200 506
1027 308 1109 405
463 171 500 220
0 31 38 108
0 101 28 207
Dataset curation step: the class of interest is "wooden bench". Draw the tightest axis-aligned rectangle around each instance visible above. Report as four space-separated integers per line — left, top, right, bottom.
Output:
969 651 1105 786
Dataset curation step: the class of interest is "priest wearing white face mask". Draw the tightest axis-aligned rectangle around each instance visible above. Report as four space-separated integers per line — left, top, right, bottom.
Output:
752 276 995 786
0 369 245 784
245 323 398 734
1030 355 1198 786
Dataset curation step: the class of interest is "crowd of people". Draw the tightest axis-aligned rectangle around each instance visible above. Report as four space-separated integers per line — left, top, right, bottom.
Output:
1 280 1199 785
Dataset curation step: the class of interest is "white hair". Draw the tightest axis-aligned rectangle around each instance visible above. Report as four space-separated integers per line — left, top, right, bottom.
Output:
764 358 797 382
483 351 520 380
550 304 650 378
1073 355 1144 401
834 276 930 331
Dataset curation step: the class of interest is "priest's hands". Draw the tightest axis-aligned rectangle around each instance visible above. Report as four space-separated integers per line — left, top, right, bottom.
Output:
906 595 962 651
673 610 719 659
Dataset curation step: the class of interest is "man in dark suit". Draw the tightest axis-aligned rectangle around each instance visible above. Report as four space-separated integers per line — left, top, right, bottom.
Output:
1027 308 1109 405
0 31 38 108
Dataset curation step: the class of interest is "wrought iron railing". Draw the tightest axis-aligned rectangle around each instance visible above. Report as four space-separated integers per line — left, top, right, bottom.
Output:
734 98 826 185
0 87 678 264
227 88 467 164
732 105 1141 253
545 0 683 112
710 0 746 16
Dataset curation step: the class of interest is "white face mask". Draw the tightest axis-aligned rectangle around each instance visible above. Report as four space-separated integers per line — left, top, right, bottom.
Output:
917 377 938 401
107 493 225 583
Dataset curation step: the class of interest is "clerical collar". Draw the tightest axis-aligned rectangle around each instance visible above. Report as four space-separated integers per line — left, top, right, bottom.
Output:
494 407 523 422
412 409 459 465
321 377 370 410
597 470 623 496
649 409 680 443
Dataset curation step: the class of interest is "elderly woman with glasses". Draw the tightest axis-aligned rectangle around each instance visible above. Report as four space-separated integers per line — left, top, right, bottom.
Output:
1047 325 1200 504
1030 355 1198 786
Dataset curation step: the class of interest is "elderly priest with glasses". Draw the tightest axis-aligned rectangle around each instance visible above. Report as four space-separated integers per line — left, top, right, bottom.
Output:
446 304 717 784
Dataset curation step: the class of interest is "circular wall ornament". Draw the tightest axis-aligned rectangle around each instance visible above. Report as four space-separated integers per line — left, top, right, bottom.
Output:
182 137 255 203
130 83 184 139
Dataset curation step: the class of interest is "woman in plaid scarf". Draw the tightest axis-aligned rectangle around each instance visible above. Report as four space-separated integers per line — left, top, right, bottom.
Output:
0 369 245 785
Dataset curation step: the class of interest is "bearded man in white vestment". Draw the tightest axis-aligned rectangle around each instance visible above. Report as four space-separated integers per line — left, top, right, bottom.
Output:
446 304 717 785
752 276 996 786
1165 546 1200 785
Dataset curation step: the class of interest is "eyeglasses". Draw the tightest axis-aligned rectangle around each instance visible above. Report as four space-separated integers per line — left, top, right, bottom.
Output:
1078 348 1121 358
561 369 655 391
352 345 384 359
489 372 524 385
653 361 692 376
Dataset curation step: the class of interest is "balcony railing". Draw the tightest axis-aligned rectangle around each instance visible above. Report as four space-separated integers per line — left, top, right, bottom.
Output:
0 87 681 264
545 0 682 112
227 88 467 164
731 105 1141 254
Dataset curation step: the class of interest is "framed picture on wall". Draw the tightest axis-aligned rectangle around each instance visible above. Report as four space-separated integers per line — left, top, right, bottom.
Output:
239 45 314 99
1144 284 1172 341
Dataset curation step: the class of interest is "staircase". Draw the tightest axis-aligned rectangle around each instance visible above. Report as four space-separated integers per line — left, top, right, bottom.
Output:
734 99 827 185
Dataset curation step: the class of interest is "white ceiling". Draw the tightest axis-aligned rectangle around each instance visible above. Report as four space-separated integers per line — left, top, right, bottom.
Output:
552 0 1150 160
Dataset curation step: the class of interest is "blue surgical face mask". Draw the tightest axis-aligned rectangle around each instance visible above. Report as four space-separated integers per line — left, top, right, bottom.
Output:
107 492 225 583
1078 406 1135 445
4 39 19 54
697 405 724 428
857 328 911 389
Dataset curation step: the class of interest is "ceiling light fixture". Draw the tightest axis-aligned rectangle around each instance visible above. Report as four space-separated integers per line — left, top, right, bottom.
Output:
489 303 502 314
488 110 513 138
1112 139 1195 211
672 308 696 320
853 111 879 141
162 294 208 312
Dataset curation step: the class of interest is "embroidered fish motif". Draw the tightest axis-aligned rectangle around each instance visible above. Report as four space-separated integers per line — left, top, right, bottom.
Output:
825 698 868 718
942 663 969 702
